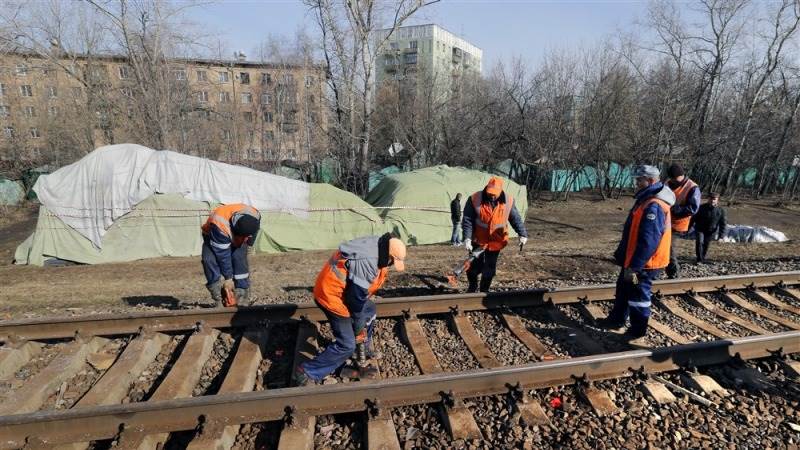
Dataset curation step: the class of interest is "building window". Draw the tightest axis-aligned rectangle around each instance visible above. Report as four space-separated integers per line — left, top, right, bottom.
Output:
263 111 273 123
261 73 272 84
47 86 57 98
0 105 8 118
240 72 250 84
308 94 315 104
119 66 132 79
404 53 417 64
222 129 232 140
0 84 5 96
197 91 208 102
241 92 252 104
29 128 40 138
219 92 231 103
247 130 255 141
20 85 33 97
48 106 58 116
260 93 272 105
121 87 133 98
42 66 54 77
23 106 35 118
243 111 253 122
264 130 274 140
16 64 28 76
3 126 14 138
282 73 294 84
305 75 315 87
390 42 399 50
197 70 208 82
173 69 187 80
219 71 230 83
409 40 417 49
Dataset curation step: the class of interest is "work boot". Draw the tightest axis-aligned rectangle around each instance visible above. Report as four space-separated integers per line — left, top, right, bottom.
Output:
234 288 250 305
622 329 647 342
466 276 479 293
292 366 316 387
206 279 223 307
595 317 625 330
479 276 493 293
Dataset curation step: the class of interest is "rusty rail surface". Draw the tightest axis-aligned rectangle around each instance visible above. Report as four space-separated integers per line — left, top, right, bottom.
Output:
1 330 797 448
1 271 798 341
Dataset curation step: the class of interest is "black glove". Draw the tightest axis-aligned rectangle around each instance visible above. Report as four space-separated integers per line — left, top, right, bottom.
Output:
623 268 639 285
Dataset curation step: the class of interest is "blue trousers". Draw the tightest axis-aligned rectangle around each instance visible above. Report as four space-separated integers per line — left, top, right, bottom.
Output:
302 299 377 381
201 238 250 289
607 268 660 335
451 223 462 244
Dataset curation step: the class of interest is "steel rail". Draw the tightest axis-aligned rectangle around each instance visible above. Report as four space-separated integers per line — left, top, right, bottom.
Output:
1 330 797 448
1 271 798 341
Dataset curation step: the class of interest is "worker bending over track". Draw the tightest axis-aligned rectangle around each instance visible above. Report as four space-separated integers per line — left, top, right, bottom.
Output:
201 203 261 307
295 233 406 385
461 176 528 293
598 165 674 340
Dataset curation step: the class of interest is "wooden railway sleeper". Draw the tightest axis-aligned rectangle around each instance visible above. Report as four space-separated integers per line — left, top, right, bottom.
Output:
628 365 677 404
193 414 226 441
572 375 619 416
768 347 800 378
505 382 551 426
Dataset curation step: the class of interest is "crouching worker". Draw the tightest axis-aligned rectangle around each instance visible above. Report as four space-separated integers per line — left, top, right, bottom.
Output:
294 233 406 385
201 203 261 307
597 165 674 340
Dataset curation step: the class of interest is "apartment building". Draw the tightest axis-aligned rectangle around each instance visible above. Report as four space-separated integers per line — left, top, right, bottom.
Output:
374 24 482 91
0 51 327 164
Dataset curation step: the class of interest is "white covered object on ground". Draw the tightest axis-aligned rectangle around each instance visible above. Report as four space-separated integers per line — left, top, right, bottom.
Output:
33 144 310 247
720 225 788 243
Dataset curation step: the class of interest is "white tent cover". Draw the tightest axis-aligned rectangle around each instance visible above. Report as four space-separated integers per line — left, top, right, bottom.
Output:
720 225 788 243
33 144 310 248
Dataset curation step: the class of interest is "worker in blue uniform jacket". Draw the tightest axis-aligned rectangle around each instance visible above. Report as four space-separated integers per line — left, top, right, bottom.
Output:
597 165 675 340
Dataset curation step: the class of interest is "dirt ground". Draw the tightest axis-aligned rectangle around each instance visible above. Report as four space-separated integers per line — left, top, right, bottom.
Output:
1 196 799 319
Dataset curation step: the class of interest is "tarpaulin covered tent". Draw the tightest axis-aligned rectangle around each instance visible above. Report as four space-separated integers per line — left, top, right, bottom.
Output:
15 144 386 265
366 165 528 245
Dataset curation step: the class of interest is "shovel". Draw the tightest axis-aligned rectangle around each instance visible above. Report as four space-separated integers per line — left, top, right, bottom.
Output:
447 247 485 287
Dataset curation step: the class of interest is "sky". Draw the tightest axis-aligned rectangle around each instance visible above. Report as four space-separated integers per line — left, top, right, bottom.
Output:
186 0 651 71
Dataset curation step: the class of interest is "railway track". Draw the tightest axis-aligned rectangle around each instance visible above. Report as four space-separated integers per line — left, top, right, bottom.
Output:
0 271 799 449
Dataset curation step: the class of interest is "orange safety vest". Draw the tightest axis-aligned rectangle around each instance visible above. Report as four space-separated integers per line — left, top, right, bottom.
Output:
470 191 514 251
313 250 389 318
624 198 672 270
201 203 260 248
671 178 698 233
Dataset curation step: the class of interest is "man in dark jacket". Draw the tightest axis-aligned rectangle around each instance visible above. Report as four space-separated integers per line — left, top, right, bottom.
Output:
450 193 463 245
689 193 727 263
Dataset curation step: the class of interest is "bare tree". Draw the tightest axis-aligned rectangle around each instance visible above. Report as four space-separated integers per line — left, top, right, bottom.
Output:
303 0 438 194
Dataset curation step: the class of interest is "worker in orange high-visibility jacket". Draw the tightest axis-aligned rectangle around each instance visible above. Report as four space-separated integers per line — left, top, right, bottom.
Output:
597 165 675 340
201 203 261 307
461 176 528 293
294 233 406 385
665 163 701 279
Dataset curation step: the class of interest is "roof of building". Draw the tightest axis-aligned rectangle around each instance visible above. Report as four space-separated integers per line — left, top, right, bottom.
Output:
5 50 325 71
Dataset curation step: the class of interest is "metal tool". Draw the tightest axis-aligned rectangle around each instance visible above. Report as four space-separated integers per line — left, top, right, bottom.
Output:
447 248 485 287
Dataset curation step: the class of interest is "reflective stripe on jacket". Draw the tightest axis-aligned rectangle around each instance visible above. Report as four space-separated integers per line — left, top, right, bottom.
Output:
624 198 672 270
313 236 389 318
201 203 261 248
671 179 698 232
470 191 514 251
